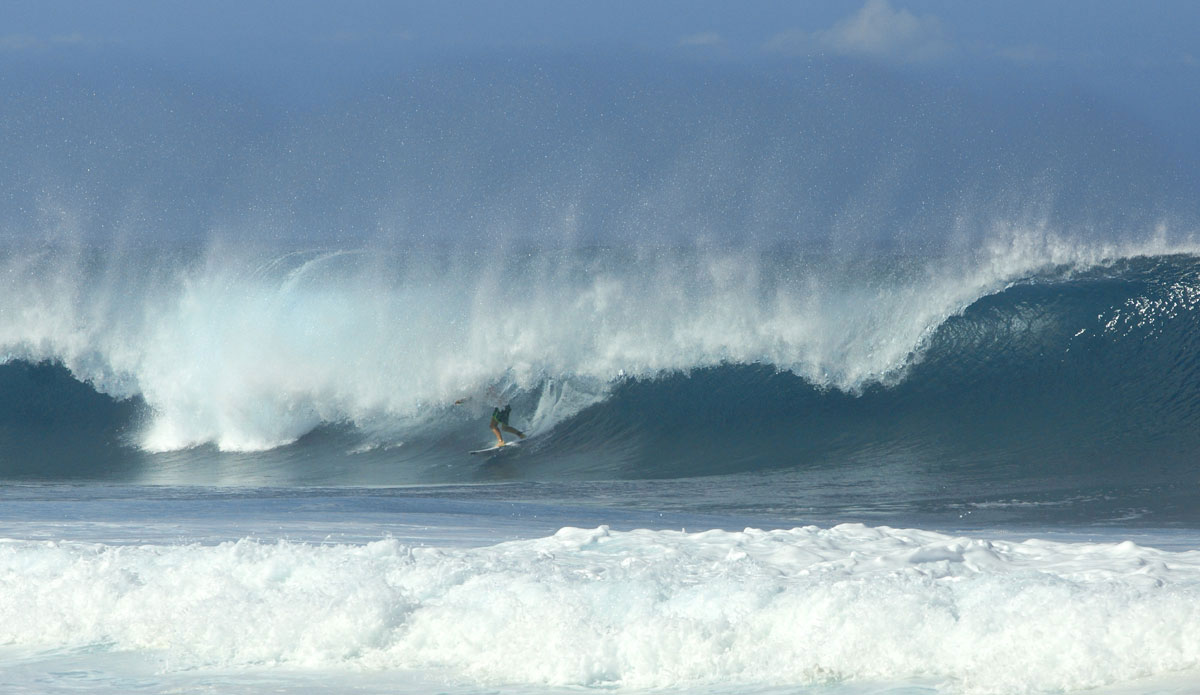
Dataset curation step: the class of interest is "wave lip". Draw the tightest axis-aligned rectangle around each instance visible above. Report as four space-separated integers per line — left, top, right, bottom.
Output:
1 524 1198 693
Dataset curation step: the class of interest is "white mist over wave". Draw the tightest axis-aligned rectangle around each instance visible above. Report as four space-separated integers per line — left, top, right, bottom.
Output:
1 524 1198 693
0 226 1196 452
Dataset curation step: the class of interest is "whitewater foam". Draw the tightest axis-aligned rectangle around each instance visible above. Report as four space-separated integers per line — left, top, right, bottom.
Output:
2 524 1198 693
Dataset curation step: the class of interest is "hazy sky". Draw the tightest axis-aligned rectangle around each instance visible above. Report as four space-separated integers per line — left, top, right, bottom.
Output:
3 1 1197 60
1 0 1198 246
4 1 1197 153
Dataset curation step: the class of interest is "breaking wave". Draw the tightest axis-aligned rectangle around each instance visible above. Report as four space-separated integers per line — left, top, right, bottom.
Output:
3 241 1200 492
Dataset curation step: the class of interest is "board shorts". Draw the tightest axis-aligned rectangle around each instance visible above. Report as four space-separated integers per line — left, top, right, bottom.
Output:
491 407 510 426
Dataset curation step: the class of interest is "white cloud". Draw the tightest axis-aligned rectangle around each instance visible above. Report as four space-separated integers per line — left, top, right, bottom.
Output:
820 0 948 62
319 30 412 45
766 0 949 64
762 28 813 56
997 43 1058 66
0 32 101 52
678 32 725 49
0 34 39 51
51 33 86 45
994 43 1109 70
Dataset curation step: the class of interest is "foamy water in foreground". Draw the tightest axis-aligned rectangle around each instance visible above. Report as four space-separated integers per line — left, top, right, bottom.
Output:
1 487 1197 695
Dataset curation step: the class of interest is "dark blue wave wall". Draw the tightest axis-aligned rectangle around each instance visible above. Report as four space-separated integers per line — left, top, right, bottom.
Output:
0 360 144 479
508 255 1200 488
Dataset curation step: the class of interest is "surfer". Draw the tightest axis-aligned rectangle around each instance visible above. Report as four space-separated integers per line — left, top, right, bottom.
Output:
489 404 525 447
454 395 526 448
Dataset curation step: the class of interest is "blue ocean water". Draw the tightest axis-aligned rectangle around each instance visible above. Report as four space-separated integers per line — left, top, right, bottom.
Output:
2 54 1199 693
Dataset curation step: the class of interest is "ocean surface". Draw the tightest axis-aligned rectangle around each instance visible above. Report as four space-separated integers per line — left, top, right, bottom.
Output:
2 53 1200 694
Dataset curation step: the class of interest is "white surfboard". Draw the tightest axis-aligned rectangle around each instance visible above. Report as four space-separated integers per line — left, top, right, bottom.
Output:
468 440 521 455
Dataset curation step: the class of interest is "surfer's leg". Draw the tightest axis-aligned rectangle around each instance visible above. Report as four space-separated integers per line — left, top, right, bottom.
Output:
502 425 525 439
491 422 505 446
